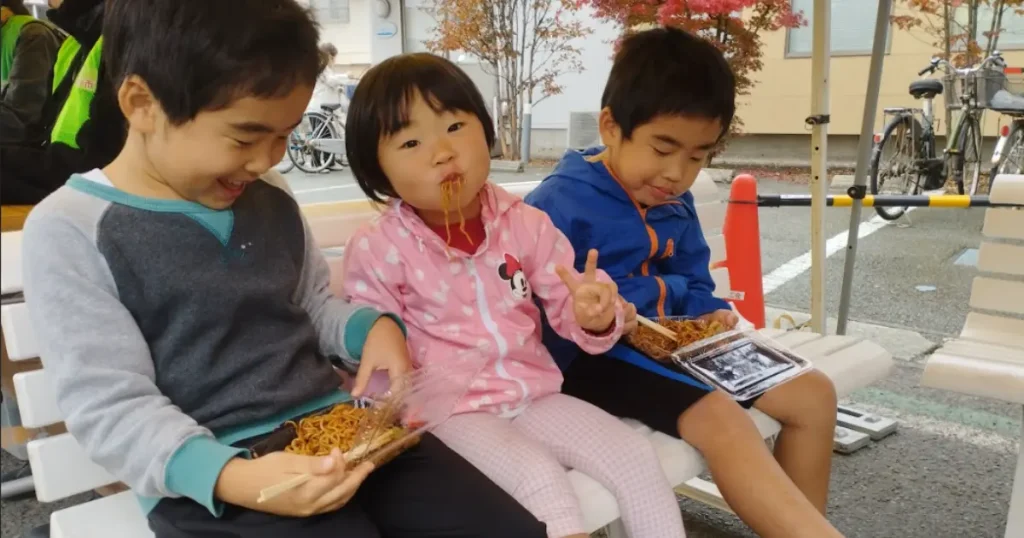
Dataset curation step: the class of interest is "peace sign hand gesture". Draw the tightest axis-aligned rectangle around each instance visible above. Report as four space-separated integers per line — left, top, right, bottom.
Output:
556 249 619 334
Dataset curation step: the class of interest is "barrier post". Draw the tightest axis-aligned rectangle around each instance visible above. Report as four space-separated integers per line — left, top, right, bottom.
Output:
719 174 766 328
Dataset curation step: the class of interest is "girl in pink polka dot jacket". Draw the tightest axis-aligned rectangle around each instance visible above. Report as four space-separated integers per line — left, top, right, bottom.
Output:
340 53 688 538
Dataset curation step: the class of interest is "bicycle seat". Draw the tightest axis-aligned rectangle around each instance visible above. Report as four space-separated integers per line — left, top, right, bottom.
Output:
987 90 1024 114
909 79 943 99
320 103 342 112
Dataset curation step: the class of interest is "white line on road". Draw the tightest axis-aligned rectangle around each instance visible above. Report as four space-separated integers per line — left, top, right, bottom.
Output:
762 213 897 294
760 191 946 295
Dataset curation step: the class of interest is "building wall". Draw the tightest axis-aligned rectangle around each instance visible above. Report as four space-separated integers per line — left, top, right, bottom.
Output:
741 3 1024 138
317 1 1024 160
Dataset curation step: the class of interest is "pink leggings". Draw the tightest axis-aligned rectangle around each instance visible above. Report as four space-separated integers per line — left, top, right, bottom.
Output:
433 393 686 538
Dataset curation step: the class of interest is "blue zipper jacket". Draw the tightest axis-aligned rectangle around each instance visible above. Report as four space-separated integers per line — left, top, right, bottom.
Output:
525 147 730 370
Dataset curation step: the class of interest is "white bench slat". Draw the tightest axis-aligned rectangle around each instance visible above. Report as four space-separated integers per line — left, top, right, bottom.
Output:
13 369 60 428
1 302 39 360
568 470 622 533
939 340 1024 366
791 334 862 358
696 201 726 232
502 181 545 198
709 267 733 299
50 491 153 538
983 208 1024 240
960 312 1024 350
307 213 378 250
28 433 118 502
969 276 1024 316
757 328 789 339
1 230 25 295
978 241 1024 276
809 340 893 397
921 351 1024 405
772 330 824 349
705 233 726 265
990 174 1024 204
690 171 721 203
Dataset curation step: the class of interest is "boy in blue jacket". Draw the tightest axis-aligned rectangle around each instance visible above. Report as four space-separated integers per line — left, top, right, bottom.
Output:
526 27 843 538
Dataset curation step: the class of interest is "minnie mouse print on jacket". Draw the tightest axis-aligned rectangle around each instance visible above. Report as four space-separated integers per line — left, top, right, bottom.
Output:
342 182 624 418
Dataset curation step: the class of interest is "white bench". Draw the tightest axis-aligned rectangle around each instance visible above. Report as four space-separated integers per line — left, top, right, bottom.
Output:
920 173 1024 538
2 230 152 538
304 172 894 534
0 171 894 537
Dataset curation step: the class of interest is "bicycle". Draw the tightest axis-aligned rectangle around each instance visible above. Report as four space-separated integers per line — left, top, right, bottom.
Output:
287 101 347 174
869 52 1006 220
989 67 1024 178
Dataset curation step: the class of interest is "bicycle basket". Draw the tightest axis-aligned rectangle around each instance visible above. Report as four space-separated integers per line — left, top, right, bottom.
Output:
978 67 1024 109
944 73 966 110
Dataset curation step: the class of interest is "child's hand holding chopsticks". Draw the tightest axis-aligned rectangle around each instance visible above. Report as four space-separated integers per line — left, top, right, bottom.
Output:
215 449 374 517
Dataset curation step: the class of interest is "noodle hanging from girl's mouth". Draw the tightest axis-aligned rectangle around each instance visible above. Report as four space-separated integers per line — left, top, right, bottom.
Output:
439 175 474 247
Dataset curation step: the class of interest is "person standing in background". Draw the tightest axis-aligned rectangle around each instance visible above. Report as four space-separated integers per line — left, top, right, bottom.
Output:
308 42 350 111
1 0 65 147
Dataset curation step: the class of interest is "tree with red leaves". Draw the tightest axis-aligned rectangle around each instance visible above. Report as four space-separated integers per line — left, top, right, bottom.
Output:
424 0 590 160
583 0 804 136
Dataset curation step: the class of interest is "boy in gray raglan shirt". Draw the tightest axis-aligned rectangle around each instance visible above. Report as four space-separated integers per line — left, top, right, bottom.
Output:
19 1 547 537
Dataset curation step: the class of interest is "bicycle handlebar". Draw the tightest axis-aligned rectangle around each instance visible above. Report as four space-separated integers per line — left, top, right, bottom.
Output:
919 52 1006 78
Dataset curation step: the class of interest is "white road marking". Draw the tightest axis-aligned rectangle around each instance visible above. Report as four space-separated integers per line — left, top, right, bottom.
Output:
762 190 942 294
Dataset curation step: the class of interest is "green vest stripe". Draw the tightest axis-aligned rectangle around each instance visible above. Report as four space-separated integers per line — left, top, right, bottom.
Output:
51 37 102 148
52 37 82 92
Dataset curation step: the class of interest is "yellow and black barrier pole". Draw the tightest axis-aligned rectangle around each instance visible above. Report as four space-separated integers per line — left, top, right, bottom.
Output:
756 193 1021 208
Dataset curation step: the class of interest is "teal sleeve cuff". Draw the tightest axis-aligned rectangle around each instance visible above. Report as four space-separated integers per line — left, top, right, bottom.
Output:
165 436 249 517
343 308 407 362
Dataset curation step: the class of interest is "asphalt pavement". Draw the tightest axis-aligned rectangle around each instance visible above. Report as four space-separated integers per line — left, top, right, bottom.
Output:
2 165 1019 538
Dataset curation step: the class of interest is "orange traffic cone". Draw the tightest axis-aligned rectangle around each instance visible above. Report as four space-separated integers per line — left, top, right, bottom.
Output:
715 174 766 328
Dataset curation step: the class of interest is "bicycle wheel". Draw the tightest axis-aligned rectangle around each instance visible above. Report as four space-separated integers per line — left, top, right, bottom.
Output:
955 114 983 195
870 115 922 221
288 111 336 174
993 122 1024 180
274 153 294 174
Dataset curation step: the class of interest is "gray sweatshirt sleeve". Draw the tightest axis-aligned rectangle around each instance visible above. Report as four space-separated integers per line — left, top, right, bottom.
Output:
288 193 406 363
21 207 244 512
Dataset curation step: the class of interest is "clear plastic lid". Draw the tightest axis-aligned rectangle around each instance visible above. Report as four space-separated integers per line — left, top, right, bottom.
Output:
669 330 813 401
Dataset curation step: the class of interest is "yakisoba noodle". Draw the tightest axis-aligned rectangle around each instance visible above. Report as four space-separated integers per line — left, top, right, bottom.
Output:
627 319 726 361
439 175 474 248
284 403 404 457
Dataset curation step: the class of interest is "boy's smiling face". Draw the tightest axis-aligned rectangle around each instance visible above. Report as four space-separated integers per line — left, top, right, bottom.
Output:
113 75 312 209
598 108 722 207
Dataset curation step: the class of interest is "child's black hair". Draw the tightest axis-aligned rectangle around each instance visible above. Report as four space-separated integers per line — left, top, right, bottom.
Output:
346 53 495 204
601 26 736 139
102 0 324 125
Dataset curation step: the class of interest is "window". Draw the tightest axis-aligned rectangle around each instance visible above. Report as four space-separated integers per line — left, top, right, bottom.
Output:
403 1 435 54
787 0 892 56
312 0 350 24
952 3 1024 50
